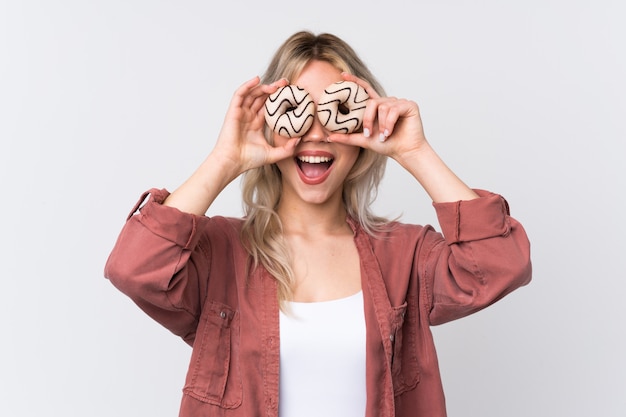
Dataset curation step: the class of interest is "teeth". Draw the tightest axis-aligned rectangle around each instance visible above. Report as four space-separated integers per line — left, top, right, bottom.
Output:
298 155 332 164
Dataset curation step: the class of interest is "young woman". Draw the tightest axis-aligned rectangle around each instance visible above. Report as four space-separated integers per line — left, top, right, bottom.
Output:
105 31 531 417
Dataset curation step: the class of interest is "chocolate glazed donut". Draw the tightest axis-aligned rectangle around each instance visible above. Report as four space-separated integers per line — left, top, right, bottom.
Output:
264 85 315 138
317 81 369 134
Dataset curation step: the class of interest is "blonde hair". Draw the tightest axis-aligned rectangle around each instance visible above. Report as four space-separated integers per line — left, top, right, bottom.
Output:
241 31 389 303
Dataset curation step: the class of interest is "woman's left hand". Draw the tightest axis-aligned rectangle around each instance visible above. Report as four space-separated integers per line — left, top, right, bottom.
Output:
330 74 479 204
327 73 428 162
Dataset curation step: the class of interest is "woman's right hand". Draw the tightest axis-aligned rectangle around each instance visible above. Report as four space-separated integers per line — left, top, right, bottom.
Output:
162 77 299 215
211 76 301 177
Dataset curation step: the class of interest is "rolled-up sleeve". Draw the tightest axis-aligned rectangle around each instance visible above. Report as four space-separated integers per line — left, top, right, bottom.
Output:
104 188 211 345
426 190 532 325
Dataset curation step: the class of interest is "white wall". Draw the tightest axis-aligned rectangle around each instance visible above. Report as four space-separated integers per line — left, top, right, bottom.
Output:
1 0 624 416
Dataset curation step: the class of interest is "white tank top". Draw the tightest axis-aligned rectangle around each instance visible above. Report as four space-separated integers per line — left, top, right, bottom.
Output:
278 291 367 417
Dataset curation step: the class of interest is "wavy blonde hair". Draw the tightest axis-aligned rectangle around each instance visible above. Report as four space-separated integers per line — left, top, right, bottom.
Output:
241 31 389 303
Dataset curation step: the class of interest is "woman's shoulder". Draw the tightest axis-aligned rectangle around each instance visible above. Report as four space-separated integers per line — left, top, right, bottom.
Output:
374 219 435 238
203 215 246 236
357 218 441 251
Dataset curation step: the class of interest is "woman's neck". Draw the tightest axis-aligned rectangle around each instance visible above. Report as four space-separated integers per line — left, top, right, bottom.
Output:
277 199 350 236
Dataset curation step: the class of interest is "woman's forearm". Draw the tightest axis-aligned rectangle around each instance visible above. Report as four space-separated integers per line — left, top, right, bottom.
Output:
163 152 241 216
394 142 479 204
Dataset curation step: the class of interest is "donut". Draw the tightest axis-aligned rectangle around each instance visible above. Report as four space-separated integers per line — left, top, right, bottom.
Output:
317 81 369 134
264 85 315 138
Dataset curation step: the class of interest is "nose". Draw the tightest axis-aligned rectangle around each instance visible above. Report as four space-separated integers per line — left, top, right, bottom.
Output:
301 114 328 143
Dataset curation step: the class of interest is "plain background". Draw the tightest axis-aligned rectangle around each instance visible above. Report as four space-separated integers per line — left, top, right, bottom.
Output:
1 0 624 416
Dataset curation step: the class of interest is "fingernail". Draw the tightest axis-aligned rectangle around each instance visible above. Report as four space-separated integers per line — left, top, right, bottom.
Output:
273 78 287 87
363 128 370 138
384 129 389 137
379 133 385 142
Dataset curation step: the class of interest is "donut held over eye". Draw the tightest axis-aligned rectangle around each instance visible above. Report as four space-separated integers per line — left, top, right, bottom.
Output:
317 81 369 134
264 85 315 138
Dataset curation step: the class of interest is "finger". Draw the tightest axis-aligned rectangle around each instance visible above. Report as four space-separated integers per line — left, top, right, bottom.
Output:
249 92 268 116
376 100 392 141
243 103 267 132
229 76 263 113
241 82 268 110
361 97 381 138
245 78 289 113
341 72 381 99
327 132 372 149
382 99 420 140
379 105 401 140
266 137 300 163
362 96 396 139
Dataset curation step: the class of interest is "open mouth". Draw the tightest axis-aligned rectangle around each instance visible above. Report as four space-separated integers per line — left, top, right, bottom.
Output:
296 154 334 184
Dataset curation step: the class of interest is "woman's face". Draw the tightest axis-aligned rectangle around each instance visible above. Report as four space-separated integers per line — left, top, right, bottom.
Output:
274 60 360 209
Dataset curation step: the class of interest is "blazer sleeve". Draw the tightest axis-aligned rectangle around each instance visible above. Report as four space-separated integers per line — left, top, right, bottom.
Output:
104 188 212 346
425 189 532 325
